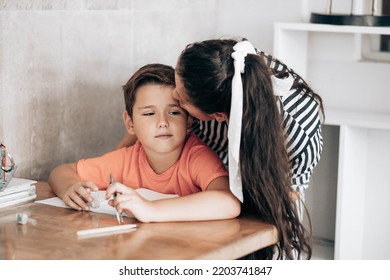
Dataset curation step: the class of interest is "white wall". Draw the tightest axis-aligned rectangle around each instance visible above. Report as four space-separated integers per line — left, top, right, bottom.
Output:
0 0 303 180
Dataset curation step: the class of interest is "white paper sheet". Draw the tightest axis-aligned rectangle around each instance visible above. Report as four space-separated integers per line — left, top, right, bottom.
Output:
35 188 178 216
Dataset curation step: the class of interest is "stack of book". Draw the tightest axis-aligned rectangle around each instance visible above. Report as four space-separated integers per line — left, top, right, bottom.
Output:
0 178 37 208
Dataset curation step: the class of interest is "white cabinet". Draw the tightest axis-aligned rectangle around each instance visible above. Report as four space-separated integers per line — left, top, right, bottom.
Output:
274 22 390 259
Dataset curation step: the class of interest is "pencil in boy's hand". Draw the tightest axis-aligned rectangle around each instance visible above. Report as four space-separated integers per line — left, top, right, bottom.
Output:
110 173 124 224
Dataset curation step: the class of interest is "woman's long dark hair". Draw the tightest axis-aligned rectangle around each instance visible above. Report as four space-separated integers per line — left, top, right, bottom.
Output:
176 38 320 259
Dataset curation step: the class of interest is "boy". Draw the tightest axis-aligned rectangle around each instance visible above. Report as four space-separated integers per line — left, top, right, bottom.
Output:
48 64 240 222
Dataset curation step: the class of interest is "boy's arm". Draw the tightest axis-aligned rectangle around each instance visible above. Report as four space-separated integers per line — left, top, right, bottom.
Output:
107 176 241 222
148 176 241 222
48 162 98 210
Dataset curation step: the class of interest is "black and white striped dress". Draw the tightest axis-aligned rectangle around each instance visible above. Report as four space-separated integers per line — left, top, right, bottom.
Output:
190 51 323 191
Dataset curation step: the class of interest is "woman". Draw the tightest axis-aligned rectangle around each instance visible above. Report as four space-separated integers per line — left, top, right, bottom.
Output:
118 38 324 259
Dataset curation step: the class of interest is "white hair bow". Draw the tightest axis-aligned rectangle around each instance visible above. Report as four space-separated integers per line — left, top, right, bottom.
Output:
228 41 256 203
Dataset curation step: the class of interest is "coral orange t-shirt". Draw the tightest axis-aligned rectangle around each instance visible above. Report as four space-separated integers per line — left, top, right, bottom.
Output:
76 134 228 196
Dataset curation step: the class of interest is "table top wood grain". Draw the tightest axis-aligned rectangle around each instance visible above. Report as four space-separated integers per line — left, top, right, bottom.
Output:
0 182 278 260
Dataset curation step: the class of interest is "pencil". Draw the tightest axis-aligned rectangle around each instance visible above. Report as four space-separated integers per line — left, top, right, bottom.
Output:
76 224 137 238
110 173 124 224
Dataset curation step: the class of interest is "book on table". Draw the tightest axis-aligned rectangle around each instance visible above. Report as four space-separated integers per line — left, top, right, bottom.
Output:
0 178 37 208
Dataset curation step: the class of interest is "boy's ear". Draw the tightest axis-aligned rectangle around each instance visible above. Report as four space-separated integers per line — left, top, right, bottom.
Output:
212 112 228 122
123 111 135 135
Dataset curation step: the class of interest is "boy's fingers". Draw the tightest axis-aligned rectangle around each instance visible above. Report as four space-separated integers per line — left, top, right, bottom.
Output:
69 191 90 211
62 181 98 211
63 196 82 211
105 186 114 200
115 191 137 204
105 183 124 199
116 203 123 214
81 180 99 192
77 181 98 202
106 183 137 200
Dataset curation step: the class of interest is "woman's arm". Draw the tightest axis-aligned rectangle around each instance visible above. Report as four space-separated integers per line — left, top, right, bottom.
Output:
106 176 241 222
48 162 98 210
114 133 137 150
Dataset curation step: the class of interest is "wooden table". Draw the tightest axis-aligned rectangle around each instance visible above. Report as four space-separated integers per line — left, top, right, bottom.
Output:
0 182 278 260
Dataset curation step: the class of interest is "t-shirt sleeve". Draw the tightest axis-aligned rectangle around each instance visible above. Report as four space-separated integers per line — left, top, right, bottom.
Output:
187 138 228 191
76 148 127 190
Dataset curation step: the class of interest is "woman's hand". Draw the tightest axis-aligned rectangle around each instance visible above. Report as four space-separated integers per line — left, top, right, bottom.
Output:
62 180 99 211
106 182 154 223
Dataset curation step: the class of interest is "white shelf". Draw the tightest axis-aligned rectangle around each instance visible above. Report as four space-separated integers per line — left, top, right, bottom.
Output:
325 110 390 130
275 22 390 35
273 22 390 78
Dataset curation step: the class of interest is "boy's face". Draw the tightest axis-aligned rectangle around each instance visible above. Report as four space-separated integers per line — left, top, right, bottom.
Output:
125 84 189 155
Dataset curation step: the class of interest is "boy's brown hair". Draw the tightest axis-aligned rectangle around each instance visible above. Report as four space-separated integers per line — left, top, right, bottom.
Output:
122 64 175 117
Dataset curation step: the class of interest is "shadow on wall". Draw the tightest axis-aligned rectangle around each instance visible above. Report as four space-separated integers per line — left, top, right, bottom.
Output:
9 78 124 182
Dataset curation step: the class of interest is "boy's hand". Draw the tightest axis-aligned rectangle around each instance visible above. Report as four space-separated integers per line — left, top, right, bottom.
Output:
62 180 99 211
106 182 154 223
